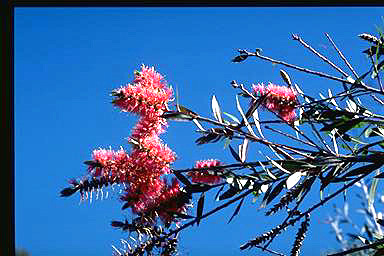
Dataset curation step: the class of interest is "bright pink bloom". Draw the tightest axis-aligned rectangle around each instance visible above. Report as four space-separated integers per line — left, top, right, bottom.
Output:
88 147 130 178
253 82 297 123
121 178 189 224
81 65 186 225
188 159 223 185
112 65 173 115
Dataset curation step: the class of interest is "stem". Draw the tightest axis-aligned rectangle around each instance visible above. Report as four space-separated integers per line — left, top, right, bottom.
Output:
239 49 383 95
324 33 359 79
165 189 254 238
196 115 318 156
369 54 384 92
292 34 349 77
264 125 317 149
255 245 286 256
263 176 313 249
242 169 375 250
327 238 384 256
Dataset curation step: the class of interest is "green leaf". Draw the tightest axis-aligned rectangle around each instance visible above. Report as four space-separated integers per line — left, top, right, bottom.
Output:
215 184 226 201
343 163 382 178
196 192 205 226
286 172 302 190
266 180 286 206
211 95 223 123
228 144 242 162
173 172 191 186
369 169 380 206
176 104 199 118
236 95 256 137
161 112 194 121
223 112 241 124
350 70 370 89
227 197 245 224
187 184 212 193
219 186 240 200
232 55 248 62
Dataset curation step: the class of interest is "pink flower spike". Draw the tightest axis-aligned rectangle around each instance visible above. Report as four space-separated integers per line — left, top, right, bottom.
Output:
188 159 223 185
252 82 298 123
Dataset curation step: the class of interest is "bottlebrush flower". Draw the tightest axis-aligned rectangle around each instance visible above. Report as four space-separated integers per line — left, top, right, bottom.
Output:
87 147 130 178
121 178 190 225
112 65 173 115
188 159 223 185
253 82 298 123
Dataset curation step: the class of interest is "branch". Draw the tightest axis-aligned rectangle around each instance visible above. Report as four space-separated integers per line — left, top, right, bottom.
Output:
324 33 359 79
238 49 383 95
292 34 349 77
327 238 384 256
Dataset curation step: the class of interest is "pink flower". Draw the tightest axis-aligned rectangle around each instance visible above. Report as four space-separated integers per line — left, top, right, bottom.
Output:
78 65 184 225
121 178 189 224
188 159 223 185
112 65 173 115
253 82 297 123
88 147 130 178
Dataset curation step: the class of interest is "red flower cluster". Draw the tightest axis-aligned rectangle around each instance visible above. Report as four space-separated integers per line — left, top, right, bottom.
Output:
86 65 188 224
188 159 223 185
253 82 298 123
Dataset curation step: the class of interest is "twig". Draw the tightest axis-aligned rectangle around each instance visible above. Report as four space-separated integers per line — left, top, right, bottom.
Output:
371 94 384 105
195 115 318 157
263 177 314 249
239 49 383 95
369 54 384 92
164 189 254 238
324 33 359 79
241 167 376 250
292 34 349 77
327 238 384 256
255 245 286 256
264 125 317 149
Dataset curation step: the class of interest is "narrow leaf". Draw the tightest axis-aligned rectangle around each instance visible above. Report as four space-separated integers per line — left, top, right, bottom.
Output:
228 197 245 224
265 155 291 174
236 95 256 137
266 180 286 206
196 192 205 226
219 186 240 200
161 112 194 121
369 169 380 206
239 138 249 163
212 95 223 123
252 108 265 138
232 55 248 62
173 172 191 186
286 172 302 190
187 184 212 193
343 163 382 178
223 112 241 124
215 184 226 201
229 144 242 162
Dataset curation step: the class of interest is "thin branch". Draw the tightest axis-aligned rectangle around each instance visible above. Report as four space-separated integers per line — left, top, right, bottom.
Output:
263 177 313 249
255 245 286 256
327 238 384 256
371 94 384 105
292 34 349 77
264 125 317 149
239 49 383 95
164 189 254 238
324 33 359 79
369 54 384 92
242 168 376 250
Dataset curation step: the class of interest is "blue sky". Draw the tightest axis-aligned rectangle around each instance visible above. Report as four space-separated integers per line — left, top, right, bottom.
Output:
15 7 384 256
